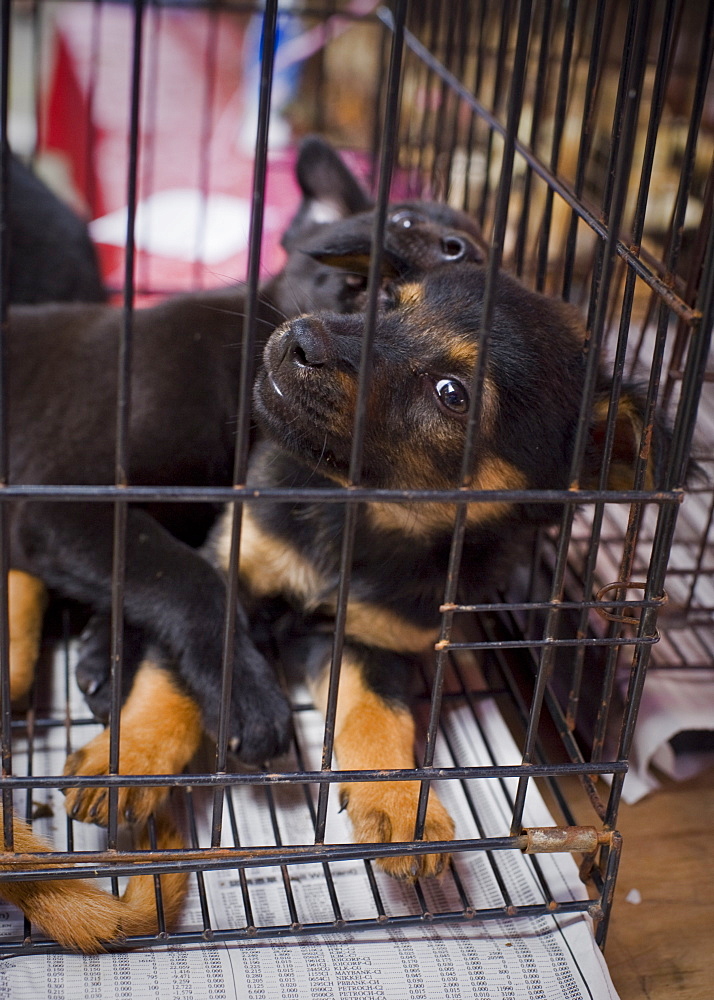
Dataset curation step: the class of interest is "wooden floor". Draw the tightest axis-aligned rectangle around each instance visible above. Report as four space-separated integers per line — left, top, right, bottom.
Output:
579 768 714 1000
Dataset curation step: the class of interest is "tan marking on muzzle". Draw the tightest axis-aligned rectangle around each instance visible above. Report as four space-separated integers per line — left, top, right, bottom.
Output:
397 282 426 308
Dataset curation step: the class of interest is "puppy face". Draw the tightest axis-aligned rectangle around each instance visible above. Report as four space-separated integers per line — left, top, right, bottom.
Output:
271 201 487 319
272 135 488 320
254 263 588 504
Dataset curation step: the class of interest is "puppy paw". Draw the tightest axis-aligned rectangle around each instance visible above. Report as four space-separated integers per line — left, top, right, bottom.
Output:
227 682 293 763
18 870 131 953
64 728 172 826
5 811 188 951
343 780 455 881
64 659 203 826
75 614 146 722
228 693 292 764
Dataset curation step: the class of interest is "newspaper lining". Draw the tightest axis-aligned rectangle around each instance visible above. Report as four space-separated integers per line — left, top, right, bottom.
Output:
0 652 619 1000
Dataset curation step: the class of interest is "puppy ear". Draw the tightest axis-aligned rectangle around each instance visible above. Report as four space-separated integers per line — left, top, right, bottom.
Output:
581 385 667 491
306 237 405 280
282 136 372 250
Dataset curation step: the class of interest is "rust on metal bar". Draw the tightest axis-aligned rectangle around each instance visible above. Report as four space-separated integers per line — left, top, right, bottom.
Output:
595 581 667 628
521 826 612 854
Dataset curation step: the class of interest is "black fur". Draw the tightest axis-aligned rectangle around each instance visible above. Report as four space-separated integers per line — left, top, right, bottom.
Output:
6 152 106 304
240 261 673 691
190 258 675 875
8 137 486 759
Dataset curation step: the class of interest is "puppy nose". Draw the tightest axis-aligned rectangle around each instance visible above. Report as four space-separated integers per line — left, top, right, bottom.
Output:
288 317 332 368
440 234 469 262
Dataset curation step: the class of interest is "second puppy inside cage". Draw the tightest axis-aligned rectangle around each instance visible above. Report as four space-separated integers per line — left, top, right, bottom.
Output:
0 0 711 990
2 133 488 942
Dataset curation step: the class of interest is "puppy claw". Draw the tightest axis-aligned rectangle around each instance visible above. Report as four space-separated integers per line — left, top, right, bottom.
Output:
64 738 168 828
64 661 203 826
345 780 454 882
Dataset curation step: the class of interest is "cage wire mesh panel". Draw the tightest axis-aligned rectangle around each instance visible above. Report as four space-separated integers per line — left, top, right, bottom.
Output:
0 0 711 984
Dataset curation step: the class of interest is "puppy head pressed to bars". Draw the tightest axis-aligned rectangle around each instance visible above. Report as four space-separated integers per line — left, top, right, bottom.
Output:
254 262 666 529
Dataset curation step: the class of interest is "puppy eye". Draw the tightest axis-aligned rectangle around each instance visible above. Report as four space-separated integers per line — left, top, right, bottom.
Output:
435 378 469 414
390 209 425 229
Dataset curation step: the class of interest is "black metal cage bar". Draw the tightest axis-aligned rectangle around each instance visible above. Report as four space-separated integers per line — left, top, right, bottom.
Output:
0 0 710 966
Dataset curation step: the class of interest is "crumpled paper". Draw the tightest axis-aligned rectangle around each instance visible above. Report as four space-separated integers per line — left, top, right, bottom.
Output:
619 669 714 803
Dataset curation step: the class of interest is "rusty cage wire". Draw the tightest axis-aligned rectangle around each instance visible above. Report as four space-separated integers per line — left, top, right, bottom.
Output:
0 0 712 961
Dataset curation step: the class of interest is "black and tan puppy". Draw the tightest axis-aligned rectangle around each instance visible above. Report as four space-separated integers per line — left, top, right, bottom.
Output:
7 135 483 732
1 153 190 955
198 257 668 881
18 246 669 929
3 133 488 938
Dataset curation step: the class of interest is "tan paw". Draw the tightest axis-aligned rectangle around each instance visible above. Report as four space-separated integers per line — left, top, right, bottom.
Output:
344 779 455 881
63 729 172 826
64 660 203 827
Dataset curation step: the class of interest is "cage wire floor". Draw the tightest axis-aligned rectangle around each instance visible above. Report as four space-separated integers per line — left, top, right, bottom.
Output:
0 622 619 999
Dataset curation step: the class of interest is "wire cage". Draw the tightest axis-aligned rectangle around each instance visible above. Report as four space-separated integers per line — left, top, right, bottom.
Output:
0 0 712 973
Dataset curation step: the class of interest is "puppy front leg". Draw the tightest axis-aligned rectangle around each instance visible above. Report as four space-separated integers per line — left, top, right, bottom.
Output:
312 645 454 881
14 501 292 762
7 570 47 702
64 658 203 826
74 613 150 722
